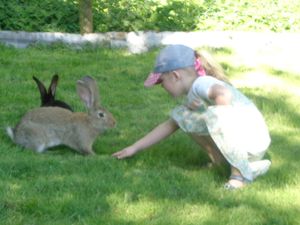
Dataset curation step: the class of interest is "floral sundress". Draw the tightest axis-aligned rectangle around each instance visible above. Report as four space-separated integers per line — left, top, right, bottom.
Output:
171 77 271 181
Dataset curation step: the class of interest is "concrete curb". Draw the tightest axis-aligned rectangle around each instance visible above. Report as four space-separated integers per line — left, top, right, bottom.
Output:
1 30 300 73
1 30 299 53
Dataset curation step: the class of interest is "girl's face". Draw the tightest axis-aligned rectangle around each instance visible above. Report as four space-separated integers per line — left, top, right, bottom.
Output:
160 71 185 97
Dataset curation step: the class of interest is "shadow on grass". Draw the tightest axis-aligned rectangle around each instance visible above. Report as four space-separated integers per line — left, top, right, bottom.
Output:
1 45 299 224
107 84 300 223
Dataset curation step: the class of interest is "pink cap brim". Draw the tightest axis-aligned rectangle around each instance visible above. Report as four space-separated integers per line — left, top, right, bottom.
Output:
144 72 162 87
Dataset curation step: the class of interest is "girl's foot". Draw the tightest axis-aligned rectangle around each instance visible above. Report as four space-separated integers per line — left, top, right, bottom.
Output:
224 175 250 190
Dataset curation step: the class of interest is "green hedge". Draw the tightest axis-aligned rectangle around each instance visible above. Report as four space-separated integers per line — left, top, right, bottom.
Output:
0 0 79 32
93 0 204 32
0 0 299 33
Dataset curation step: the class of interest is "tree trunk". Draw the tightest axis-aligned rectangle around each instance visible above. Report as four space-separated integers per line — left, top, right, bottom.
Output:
79 0 93 34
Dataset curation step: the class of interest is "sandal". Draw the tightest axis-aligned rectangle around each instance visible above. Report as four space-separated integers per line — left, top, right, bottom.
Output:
224 175 251 190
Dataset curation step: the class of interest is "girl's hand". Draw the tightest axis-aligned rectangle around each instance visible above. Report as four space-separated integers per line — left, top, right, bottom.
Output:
187 99 202 110
112 146 137 159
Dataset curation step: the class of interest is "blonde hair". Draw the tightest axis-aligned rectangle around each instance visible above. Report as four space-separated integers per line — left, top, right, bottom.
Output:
195 50 231 84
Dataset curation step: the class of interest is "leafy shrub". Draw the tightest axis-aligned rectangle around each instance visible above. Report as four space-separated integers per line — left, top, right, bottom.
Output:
153 0 204 31
92 0 203 32
0 0 79 32
196 0 300 32
93 0 157 32
0 0 299 33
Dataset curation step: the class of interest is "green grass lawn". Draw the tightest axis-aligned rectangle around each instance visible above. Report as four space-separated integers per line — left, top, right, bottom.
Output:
0 43 299 225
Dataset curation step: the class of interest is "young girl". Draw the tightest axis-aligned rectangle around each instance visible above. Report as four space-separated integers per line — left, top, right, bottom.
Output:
112 44 271 189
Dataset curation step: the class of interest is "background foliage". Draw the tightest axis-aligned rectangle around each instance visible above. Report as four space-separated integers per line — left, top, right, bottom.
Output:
0 0 299 33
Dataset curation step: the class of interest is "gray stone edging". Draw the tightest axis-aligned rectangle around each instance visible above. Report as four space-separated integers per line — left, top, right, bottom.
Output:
1 30 300 54
1 30 300 73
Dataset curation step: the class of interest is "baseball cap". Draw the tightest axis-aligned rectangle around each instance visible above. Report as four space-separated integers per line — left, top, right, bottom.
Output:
144 44 195 87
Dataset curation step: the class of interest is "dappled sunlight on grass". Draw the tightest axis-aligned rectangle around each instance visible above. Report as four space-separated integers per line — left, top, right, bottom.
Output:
107 193 159 222
254 187 300 218
209 44 300 99
107 193 216 224
0 44 299 224
232 68 300 97
5 182 22 193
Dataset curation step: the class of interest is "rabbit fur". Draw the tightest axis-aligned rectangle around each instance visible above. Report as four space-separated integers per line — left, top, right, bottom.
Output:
33 74 73 111
7 76 116 155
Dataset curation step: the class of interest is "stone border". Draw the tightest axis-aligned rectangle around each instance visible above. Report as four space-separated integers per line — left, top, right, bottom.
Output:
1 30 300 54
1 30 300 75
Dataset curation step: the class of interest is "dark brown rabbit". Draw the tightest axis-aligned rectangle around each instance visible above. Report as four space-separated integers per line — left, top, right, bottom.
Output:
33 74 73 111
7 76 116 155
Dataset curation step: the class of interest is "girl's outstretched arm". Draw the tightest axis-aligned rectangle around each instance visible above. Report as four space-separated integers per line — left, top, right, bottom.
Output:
112 119 179 159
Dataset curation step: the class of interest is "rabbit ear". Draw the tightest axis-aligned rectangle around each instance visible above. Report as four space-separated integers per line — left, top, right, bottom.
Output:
33 76 47 101
48 74 59 97
76 79 94 108
77 76 100 109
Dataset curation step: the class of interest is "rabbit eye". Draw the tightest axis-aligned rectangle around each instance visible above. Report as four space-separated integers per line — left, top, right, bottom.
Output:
98 112 105 118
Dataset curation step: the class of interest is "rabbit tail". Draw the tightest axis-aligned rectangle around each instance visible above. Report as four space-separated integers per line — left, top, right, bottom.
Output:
6 126 15 141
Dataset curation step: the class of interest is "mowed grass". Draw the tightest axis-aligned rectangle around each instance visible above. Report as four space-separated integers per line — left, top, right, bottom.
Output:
0 43 299 225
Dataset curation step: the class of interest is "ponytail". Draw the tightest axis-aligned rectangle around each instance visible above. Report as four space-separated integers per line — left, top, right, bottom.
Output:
194 50 231 84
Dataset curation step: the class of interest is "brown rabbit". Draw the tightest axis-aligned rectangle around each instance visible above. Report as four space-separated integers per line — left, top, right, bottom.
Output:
6 76 116 155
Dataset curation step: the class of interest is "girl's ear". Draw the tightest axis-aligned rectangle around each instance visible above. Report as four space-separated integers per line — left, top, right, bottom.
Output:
172 71 181 81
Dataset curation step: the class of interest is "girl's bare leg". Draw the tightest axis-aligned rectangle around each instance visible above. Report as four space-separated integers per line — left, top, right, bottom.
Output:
228 166 247 188
190 134 246 188
190 134 226 165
